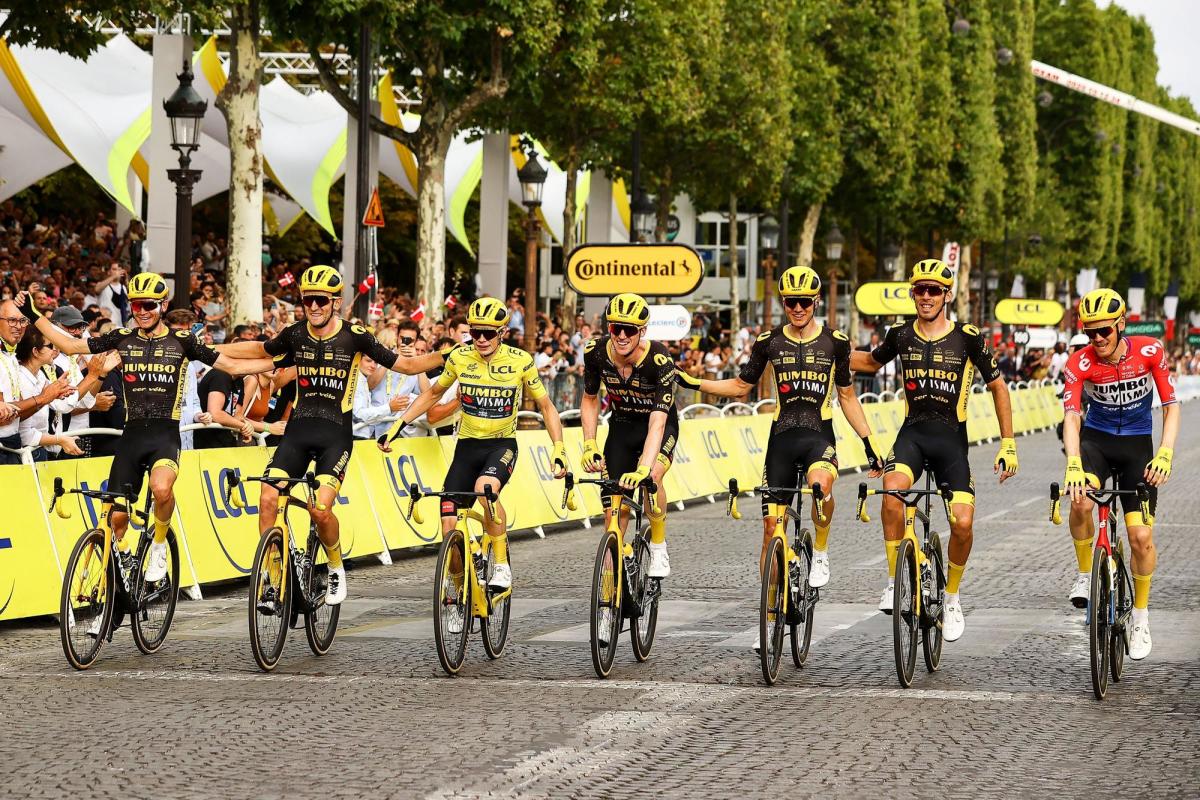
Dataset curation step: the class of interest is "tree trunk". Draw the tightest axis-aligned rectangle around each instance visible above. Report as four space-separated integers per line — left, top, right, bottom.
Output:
848 228 860 344
559 147 580 334
415 135 448 318
956 243 972 323
797 202 822 266
728 193 740 332
216 0 263 328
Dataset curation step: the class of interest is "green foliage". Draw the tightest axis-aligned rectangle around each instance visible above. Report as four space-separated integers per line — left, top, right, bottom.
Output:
783 0 843 209
992 0 1038 231
0 1 172 58
903 0 953 236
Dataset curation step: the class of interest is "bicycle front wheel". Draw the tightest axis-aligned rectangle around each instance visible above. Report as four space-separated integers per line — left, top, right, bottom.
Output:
922 532 946 673
1089 546 1112 699
892 538 918 688
480 547 511 660
790 530 815 668
60 529 115 670
1110 548 1130 683
434 529 470 675
304 533 340 656
759 535 787 685
131 531 180 655
249 528 291 672
590 529 621 678
630 528 660 662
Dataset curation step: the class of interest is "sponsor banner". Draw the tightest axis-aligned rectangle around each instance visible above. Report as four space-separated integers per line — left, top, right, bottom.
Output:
360 437 450 549
0 466 66 621
1124 320 1165 338
565 243 704 297
645 305 691 341
995 298 1065 326
855 282 916 316
687 416 759 494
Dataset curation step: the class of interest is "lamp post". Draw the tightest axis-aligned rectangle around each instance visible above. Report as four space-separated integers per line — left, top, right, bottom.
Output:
881 241 902 279
824 223 845 329
631 190 656 243
758 215 779 327
162 59 207 310
517 150 548 353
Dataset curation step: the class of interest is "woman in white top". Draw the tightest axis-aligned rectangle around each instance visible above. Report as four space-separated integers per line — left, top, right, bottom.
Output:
16 327 108 460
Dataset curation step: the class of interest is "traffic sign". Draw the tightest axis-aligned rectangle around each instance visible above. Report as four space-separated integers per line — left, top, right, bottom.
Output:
1013 329 1031 345
362 187 385 227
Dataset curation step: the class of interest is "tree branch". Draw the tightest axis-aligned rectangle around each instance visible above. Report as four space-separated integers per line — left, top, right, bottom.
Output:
440 31 510 139
309 44 415 149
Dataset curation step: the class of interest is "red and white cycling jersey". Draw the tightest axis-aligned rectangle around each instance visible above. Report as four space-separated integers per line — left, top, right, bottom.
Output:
1062 335 1176 436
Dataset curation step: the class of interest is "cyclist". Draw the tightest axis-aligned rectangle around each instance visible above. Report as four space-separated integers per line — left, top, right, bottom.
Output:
378 297 567 611
219 265 447 606
1061 288 1177 660
850 258 1017 642
680 267 883 595
17 274 276 596
580 293 676 582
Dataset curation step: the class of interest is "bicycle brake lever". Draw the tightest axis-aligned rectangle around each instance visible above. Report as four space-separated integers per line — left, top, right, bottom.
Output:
938 483 957 527
856 483 870 523
1136 482 1152 525
810 482 827 525
1049 482 1062 525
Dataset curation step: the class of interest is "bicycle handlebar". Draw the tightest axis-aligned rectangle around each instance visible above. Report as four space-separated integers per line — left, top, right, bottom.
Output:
856 482 958 526
726 477 826 524
406 484 499 525
49 476 138 520
1048 481 1152 526
225 471 317 512
568 473 658 517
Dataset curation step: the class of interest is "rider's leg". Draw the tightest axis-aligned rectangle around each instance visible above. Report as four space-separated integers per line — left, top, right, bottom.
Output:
310 478 342 567
1126 493 1157 658
945 495 975 594
647 456 669 545
806 464 836 588
257 469 291 534
476 475 507 562
148 459 178 544
1069 492 1097 571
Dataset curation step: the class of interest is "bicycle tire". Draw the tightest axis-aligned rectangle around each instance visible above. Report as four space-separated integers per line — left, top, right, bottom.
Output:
131 531 181 655
893 538 918 688
59 529 115 671
1089 546 1111 700
249 528 291 672
480 545 512 660
1109 546 1129 684
630 526 659 662
759 535 787 685
922 532 946 673
303 530 341 656
789 529 815 668
590 529 621 678
434 529 471 675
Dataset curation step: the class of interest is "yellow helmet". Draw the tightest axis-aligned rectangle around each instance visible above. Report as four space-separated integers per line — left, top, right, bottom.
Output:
299 265 343 294
606 293 650 325
1078 288 1126 325
127 272 168 301
778 265 821 297
908 258 955 288
466 297 510 328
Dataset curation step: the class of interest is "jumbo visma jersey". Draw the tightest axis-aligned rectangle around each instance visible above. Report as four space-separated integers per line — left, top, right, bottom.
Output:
263 320 398 428
870 320 1001 430
739 324 852 435
438 344 546 439
583 337 677 423
87 326 219 422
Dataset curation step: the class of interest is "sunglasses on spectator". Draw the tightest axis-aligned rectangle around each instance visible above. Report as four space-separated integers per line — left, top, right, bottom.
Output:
301 295 332 308
1084 325 1116 340
470 328 500 341
131 300 161 314
400 336 416 345
910 284 947 298
608 323 641 339
783 296 815 310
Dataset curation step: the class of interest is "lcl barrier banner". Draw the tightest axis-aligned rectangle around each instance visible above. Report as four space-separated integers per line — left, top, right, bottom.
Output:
0 385 1069 622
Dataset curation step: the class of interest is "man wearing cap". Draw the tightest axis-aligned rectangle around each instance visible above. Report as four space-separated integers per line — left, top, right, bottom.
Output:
50 305 117 457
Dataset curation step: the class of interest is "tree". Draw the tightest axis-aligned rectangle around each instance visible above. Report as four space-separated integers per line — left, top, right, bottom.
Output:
991 0 1038 246
0 2 168 58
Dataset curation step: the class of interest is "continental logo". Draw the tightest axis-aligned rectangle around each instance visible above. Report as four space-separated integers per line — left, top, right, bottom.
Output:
565 243 703 297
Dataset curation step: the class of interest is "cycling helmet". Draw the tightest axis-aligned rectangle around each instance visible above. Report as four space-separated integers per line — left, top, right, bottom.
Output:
1078 288 1126 325
127 272 168 301
467 297 510 328
908 258 955 288
606 293 650 325
778 266 821 297
299 264 343 294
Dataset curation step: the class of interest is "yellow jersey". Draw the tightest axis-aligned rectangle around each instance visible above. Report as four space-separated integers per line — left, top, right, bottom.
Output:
437 344 547 439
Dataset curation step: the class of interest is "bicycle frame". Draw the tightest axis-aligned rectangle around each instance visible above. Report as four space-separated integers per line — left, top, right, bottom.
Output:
564 473 656 615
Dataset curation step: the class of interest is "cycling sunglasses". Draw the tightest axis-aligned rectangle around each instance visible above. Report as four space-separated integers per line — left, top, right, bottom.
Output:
608 322 641 338
131 300 161 314
1084 325 1116 340
469 327 500 341
910 284 947 298
783 296 816 310
300 294 332 309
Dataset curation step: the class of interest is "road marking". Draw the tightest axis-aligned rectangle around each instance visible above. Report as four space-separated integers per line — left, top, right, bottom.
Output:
526 600 740 643
979 495 1043 522
719 603 879 648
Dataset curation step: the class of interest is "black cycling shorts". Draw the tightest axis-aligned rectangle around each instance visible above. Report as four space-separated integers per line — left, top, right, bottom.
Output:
1080 427 1157 516
760 423 838 515
442 438 518 517
884 418 975 506
265 420 352 491
601 415 678 508
108 420 180 502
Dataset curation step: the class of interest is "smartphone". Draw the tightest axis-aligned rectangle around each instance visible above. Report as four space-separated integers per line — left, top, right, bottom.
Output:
191 322 206 337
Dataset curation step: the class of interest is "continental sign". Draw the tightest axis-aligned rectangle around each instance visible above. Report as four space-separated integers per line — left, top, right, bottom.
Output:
855 282 916 316
565 243 703 297
995 298 1064 326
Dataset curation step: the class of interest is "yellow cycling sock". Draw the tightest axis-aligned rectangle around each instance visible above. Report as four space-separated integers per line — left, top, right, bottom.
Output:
885 539 900 579
946 561 966 595
491 533 509 564
324 542 343 570
116 535 132 553
648 510 667 545
813 522 830 552
1132 572 1152 609
1072 537 1092 574
153 514 170 545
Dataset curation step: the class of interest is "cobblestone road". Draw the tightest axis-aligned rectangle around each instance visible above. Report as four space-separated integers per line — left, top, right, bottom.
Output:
2 405 1199 799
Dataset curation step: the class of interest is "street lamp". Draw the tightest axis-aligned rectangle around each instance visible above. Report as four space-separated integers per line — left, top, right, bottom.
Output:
881 242 902 278
824 223 845 329
163 59 207 310
517 150 548 353
951 16 970 36
996 46 1014 66
824 223 844 261
758 215 779 326
631 190 656 243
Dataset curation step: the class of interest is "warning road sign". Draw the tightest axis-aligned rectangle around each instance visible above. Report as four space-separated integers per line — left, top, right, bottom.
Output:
362 187 385 227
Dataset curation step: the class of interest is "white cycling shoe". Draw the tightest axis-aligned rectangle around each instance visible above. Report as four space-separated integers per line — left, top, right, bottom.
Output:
943 594 965 642
879 582 895 613
647 543 670 578
1068 572 1090 609
325 566 347 606
446 605 465 635
144 541 169 583
808 550 830 589
489 562 512 590
1128 613 1152 661
596 608 614 647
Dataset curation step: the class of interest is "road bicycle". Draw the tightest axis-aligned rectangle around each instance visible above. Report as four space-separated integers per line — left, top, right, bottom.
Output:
1049 475 1149 700
405 483 513 675
52 475 181 670
856 469 953 688
224 471 339 672
725 475 823 685
564 473 661 679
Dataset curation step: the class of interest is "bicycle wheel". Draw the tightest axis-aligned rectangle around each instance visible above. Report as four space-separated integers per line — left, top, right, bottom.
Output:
248 528 291 672
590 529 621 678
59 529 116 670
434 529 471 675
892 538 918 688
1088 546 1111 700
922 532 946 673
480 545 512 660
630 527 660 662
130 531 180 655
1109 547 1129 684
759 535 787 685
790 530 815 668
304 532 341 656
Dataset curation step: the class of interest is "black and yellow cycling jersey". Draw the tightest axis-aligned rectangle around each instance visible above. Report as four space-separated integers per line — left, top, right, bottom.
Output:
870 320 1001 431
583 336 677 422
437 343 546 439
263 320 398 429
86 326 219 422
739 324 852 435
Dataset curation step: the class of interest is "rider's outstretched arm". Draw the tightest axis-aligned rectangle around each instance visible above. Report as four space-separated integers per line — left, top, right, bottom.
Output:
849 350 883 374
986 377 1014 439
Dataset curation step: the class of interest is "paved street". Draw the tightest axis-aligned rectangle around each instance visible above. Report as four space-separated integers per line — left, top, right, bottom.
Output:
2 406 1199 799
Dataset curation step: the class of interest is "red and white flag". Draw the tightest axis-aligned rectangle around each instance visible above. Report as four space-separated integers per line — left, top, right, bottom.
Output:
368 300 383 319
410 302 426 323
444 294 457 310
278 272 295 287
